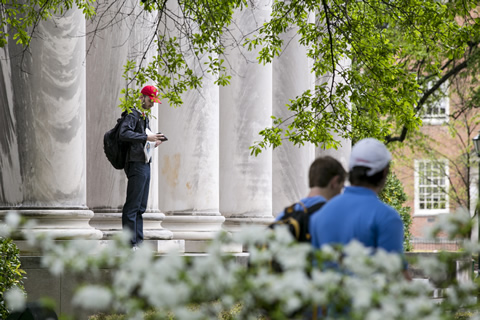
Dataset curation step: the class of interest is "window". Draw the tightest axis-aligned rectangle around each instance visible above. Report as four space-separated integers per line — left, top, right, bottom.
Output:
421 80 449 125
414 159 449 215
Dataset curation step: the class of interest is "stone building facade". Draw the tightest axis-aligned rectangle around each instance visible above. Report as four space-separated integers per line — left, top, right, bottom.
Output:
0 3 351 253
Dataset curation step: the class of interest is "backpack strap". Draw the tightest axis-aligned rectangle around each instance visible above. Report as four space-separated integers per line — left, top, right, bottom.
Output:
297 201 308 213
305 201 326 215
289 200 325 214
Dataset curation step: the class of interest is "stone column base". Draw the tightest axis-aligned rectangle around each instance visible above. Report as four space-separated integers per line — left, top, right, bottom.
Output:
222 215 275 233
143 239 185 253
0 209 103 240
162 213 229 253
180 240 243 253
89 210 173 240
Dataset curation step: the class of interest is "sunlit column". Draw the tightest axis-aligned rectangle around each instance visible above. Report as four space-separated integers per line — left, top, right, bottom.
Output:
220 0 274 232
157 1 225 253
0 9 101 239
315 55 352 168
272 23 316 215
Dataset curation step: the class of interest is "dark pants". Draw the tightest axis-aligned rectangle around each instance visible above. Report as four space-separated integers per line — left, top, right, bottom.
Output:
123 161 150 246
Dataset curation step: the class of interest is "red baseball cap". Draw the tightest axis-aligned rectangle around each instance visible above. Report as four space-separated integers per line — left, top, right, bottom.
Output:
140 85 161 103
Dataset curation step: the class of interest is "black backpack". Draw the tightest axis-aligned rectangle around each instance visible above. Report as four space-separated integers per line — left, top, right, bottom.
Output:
268 201 325 242
103 111 128 170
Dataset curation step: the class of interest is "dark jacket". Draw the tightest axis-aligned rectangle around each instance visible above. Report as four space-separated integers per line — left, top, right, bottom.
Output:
118 109 149 163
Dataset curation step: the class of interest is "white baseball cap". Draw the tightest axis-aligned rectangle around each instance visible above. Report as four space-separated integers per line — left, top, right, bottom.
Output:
349 138 391 176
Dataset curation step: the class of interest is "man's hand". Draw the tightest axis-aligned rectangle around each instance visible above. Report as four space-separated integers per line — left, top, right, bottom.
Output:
147 133 164 142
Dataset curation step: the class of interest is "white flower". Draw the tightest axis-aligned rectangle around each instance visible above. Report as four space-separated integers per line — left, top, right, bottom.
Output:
427 208 471 238
416 256 448 283
371 249 403 275
272 242 311 271
5 211 21 229
73 285 112 311
44 257 65 276
271 226 296 245
319 244 341 261
248 243 274 265
367 309 385 320
310 269 343 295
171 306 204 320
0 211 21 237
404 295 436 316
376 295 401 318
462 240 480 254
5 286 26 312
342 240 374 276
0 223 10 237
284 295 303 314
260 269 311 309
346 277 373 309
232 225 274 246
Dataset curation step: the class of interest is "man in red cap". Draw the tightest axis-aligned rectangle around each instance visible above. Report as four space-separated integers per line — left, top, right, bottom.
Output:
118 85 165 250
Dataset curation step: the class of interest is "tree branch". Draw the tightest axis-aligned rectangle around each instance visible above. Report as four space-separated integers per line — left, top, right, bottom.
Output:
386 43 480 143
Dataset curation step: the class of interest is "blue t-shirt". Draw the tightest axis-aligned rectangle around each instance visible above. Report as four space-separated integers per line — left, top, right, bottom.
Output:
275 195 327 221
310 186 404 254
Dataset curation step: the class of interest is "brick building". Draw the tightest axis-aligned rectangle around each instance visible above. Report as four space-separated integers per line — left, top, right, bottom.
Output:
391 77 480 251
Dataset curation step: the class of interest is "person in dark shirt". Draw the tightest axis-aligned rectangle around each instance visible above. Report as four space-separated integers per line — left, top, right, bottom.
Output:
118 85 165 249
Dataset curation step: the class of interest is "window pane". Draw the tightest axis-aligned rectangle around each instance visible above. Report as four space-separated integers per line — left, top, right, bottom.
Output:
416 160 449 212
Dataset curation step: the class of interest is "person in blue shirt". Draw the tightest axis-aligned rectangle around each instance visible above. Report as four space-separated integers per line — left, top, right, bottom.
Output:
275 156 346 221
310 138 411 280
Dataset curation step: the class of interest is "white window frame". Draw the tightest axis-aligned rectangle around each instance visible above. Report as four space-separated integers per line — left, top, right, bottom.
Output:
414 159 449 215
421 80 449 125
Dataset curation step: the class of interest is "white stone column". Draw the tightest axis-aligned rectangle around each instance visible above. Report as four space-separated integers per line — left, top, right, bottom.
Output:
157 85 224 252
272 25 316 216
220 0 274 232
157 1 224 253
86 0 173 243
0 32 22 205
0 9 101 239
315 56 352 168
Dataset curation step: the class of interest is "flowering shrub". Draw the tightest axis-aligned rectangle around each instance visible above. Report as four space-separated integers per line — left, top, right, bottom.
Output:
378 171 413 251
0 214 26 319
1 210 479 320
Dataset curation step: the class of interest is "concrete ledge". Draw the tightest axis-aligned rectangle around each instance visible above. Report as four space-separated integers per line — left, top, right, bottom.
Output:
184 240 243 253
14 239 186 255
20 252 250 319
143 239 185 253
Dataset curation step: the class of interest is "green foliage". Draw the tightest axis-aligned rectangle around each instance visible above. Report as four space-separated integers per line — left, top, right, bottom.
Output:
454 311 474 320
0 0 96 48
247 0 475 153
379 171 413 251
117 0 239 113
89 310 167 320
0 238 26 319
134 0 480 154
3 0 480 153
89 303 243 320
